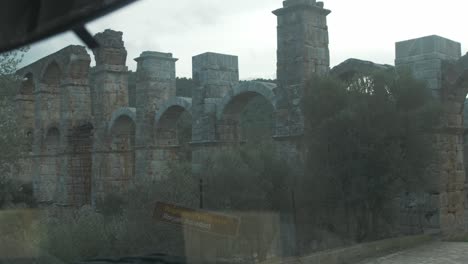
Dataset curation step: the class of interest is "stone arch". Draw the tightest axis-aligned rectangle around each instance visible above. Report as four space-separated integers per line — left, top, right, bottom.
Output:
39 61 62 125
154 97 193 158
41 61 62 92
216 81 277 142
152 97 193 179
108 107 136 134
44 122 60 138
108 112 136 190
217 81 277 120
68 122 94 206
155 97 192 126
39 126 60 203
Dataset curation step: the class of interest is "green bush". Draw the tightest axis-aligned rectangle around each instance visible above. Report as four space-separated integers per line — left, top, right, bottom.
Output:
301 70 441 242
201 143 291 211
37 144 292 263
38 162 197 262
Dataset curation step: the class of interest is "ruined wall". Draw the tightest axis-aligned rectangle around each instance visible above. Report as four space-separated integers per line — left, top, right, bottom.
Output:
395 35 466 237
14 1 330 215
14 0 466 239
15 45 92 205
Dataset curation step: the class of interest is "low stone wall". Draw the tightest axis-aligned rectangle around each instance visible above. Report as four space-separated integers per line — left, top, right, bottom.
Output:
261 234 435 264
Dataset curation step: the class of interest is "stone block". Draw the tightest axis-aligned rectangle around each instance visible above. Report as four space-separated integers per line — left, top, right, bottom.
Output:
447 114 463 127
193 53 238 75
396 35 461 60
192 52 239 100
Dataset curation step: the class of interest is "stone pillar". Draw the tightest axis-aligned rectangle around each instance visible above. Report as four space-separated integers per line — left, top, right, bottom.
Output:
59 46 92 206
396 35 462 97
60 46 92 124
192 52 239 99
272 0 331 256
191 52 239 173
134 51 178 181
432 128 466 236
90 29 129 204
273 0 331 136
396 35 464 236
91 30 129 121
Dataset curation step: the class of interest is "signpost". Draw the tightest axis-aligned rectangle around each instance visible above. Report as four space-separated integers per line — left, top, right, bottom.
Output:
153 201 240 237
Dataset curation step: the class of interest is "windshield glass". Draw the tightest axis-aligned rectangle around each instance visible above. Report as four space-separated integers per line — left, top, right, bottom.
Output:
1 1 468 263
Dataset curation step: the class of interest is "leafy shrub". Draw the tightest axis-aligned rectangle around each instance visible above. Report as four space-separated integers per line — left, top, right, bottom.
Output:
201 143 291 211
38 161 197 262
301 70 441 242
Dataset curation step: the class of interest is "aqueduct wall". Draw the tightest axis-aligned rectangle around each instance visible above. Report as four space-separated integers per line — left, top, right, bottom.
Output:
15 0 468 237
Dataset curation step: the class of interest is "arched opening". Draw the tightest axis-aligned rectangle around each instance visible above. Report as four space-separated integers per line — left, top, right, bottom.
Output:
42 62 61 91
40 62 61 122
156 105 192 162
40 127 60 203
109 115 136 191
218 91 275 144
68 123 94 206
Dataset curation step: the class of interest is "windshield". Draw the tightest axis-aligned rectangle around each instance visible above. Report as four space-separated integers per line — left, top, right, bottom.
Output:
1 1 468 263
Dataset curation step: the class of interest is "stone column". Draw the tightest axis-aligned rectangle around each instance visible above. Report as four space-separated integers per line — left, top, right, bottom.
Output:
396 35 464 236
60 46 92 124
134 51 178 181
272 0 331 256
191 52 239 173
90 29 129 205
273 0 331 136
433 126 466 237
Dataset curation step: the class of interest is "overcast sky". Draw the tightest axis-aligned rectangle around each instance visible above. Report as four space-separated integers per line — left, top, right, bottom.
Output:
20 0 468 80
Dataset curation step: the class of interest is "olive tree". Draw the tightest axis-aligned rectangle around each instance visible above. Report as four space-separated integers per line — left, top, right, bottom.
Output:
302 70 440 242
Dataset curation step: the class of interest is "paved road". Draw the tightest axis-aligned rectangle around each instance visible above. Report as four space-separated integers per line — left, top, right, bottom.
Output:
357 242 468 264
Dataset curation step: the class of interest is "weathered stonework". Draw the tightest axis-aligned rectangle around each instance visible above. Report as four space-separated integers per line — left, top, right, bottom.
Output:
396 35 462 97
134 51 178 181
393 35 467 237
273 0 330 136
14 0 467 240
